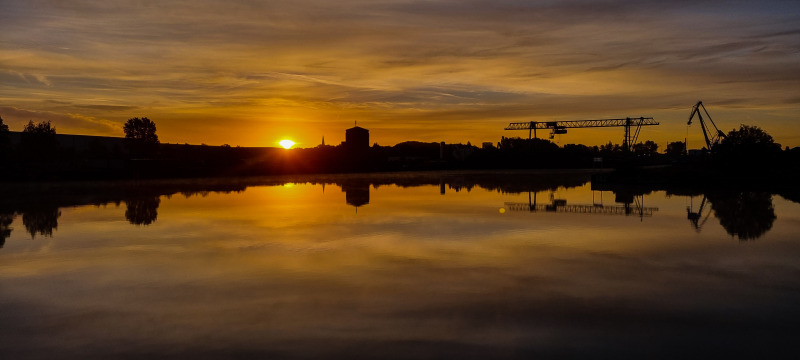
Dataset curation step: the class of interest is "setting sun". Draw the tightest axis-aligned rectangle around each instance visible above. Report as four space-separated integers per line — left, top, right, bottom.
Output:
279 139 296 149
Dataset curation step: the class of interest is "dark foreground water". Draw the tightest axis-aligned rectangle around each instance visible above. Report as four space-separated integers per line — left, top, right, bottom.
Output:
1 171 799 359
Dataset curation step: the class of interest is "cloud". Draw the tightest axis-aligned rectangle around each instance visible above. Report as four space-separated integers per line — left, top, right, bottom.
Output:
0 0 799 147
75 105 140 111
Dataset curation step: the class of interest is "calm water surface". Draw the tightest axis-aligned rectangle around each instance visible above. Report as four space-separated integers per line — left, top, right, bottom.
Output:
1 172 799 359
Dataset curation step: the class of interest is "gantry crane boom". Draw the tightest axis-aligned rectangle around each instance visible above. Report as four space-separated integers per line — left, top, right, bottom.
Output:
688 101 726 150
505 117 659 152
504 201 658 216
504 191 658 218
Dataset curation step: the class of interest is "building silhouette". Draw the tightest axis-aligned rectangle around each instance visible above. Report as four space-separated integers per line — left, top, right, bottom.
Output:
345 125 369 149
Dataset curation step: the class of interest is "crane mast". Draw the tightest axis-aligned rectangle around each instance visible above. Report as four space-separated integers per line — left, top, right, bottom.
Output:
688 101 726 150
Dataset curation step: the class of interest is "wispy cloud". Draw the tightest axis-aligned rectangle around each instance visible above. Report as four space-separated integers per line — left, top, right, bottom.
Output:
0 0 798 146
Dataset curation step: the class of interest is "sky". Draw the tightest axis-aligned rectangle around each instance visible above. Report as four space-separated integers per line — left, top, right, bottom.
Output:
1 0 799 149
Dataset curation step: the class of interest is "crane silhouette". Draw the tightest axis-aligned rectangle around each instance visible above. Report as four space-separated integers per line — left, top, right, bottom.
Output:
505 117 659 152
687 101 726 150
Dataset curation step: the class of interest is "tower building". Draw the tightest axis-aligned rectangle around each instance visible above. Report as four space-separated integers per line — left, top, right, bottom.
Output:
345 124 369 149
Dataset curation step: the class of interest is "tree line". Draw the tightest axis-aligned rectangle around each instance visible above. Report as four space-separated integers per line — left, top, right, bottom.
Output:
0 116 160 179
1 115 798 181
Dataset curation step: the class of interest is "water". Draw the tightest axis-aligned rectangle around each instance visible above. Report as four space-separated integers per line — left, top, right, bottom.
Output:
1 171 799 359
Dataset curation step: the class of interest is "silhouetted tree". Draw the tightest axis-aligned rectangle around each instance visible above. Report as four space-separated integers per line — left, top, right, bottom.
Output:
123 117 159 157
709 192 775 241
124 117 159 143
20 120 58 162
23 120 56 134
22 207 61 238
599 142 623 155
720 125 779 150
715 125 781 168
665 141 686 157
125 196 160 225
632 140 658 156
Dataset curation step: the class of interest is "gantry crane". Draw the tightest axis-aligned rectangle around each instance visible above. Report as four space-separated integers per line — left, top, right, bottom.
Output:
504 191 658 219
688 101 726 150
505 117 659 152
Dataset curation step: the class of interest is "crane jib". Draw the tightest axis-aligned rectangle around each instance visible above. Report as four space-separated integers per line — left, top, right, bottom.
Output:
503 117 659 149
687 101 725 149
504 117 659 130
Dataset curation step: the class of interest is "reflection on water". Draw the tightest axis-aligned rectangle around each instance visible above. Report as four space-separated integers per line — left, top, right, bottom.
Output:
685 192 778 240
0 172 786 242
342 182 370 208
125 196 160 225
22 206 61 238
506 192 658 218
710 192 776 240
687 195 711 232
1 171 799 358
0 212 12 248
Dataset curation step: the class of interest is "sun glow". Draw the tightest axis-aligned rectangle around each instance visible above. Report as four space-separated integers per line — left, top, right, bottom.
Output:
279 140 295 149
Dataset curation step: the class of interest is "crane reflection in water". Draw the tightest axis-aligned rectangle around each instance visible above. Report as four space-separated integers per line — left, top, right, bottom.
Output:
688 192 776 241
503 190 658 220
0 176 787 244
506 188 778 241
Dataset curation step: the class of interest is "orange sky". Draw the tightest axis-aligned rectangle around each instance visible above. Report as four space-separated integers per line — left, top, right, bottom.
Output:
1 1 799 149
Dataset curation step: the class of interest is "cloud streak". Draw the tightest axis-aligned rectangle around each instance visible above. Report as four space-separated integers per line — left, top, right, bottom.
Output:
1 0 798 147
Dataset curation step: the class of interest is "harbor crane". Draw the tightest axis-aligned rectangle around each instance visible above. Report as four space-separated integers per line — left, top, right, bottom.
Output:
688 101 726 150
505 117 659 152
687 195 712 232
